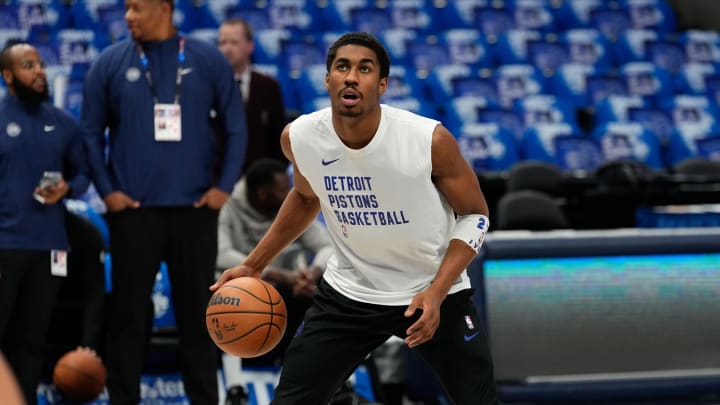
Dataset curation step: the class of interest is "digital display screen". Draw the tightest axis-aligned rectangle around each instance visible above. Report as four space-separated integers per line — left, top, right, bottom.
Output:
483 252 720 382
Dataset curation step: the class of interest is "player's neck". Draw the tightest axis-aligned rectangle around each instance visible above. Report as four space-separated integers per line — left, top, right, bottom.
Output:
332 109 381 150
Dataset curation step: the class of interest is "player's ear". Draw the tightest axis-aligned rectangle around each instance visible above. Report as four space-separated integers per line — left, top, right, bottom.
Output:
378 76 387 96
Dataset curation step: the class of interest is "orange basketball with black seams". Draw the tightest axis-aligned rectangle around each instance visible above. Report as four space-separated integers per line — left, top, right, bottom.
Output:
53 348 106 402
206 277 287 358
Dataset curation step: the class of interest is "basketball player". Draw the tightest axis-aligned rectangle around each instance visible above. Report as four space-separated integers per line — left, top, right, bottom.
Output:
212 32 501 404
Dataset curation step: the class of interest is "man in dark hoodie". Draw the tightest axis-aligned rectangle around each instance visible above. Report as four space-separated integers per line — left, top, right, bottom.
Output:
0 42 90 405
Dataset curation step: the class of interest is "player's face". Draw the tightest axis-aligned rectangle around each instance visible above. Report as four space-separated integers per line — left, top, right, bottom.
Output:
325 44 387 118
2 45 47 96
218 24 254 70
125 0 167 41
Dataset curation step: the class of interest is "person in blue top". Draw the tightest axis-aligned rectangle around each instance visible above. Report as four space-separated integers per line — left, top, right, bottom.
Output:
0 42 90 405
80 0 248 404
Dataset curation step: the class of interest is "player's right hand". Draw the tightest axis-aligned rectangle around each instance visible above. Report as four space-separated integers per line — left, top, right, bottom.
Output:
210 264 259 291
104 191 140 212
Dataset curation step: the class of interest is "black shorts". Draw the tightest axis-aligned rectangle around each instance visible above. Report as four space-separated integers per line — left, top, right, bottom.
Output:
271 280 501 405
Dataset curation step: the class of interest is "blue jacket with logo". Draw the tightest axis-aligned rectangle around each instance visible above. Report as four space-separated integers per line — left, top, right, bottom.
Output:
81 34 247 205
0 95 90 250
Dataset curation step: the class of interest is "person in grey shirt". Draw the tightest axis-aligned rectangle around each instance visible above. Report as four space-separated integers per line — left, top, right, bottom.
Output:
216 158 331 366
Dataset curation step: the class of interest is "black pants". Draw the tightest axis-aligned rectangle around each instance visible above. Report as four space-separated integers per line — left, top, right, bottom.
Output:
105 207 219 405
271 281 501 405
0 249 61 405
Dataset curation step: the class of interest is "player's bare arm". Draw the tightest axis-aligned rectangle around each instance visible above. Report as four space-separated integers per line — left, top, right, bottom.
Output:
404 124 489 347
211 124 322 290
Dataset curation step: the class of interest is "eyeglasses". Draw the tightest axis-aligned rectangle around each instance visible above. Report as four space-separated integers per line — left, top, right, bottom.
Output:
18 60 46 71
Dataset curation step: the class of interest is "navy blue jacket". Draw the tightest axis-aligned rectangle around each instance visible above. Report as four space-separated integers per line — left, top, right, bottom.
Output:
81 34 247 205
0 94 90 250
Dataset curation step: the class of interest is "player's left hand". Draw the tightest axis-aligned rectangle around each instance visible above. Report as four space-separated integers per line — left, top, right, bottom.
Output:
194 187 230 210
35 179 69 205
403 290 443 348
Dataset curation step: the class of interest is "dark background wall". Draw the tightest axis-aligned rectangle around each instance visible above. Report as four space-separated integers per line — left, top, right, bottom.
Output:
669 0 720 31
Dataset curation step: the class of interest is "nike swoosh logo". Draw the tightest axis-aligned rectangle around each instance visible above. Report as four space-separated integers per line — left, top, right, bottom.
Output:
43 125 55 132
464 331 481 342
180 68 193 75
321 158 340 166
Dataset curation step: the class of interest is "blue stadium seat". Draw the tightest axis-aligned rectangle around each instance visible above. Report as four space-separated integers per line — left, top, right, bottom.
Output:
385 0 438 34
440 28 493 69
520 122 577 164
263 0 323 34
444 95 498 132
554 0 604 30
526 37 569 78
15 0 72 31
174 0 219 32
514 94 579 131
613 28 660 64
585 72 628 106
495 29 542 65
493 63 547 108
349 7 392 34
96 2 128 42
280 36 325 79
188 28 218 46
252 28 292 65
553 134 605 171
621 0 676 33
385 65 425 101
553 63 603 108
224 7 272 31
595 95 648 123
477 106 525 141
561 28 613 69
425 64 475 104
665 122 720 166
627 106 674 144
661 94 720 128
456 122 520 172
319 0 374 32
644 37 686 74
405 35 451 78
0 28 29 48
675 62 720 95
377 28 418 67
437 0 489 30
592 122 664 168
679 30 720 64
473 6 515 45
704 74 720 106
589 5 632 42
451 73 498 102
619 62 674 106
0 3 20 29
506 0 557 34
293 64 329 113
54 29 110 70
694 135 720 161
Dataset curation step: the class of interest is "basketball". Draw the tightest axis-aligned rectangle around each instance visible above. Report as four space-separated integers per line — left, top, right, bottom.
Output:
206 277 287 358
53 347 106 402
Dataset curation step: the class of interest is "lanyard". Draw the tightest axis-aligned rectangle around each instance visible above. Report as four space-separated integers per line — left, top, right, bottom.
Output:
135 36 185 105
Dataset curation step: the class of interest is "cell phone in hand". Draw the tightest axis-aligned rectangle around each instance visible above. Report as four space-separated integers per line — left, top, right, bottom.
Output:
38 171 63 190
33 171 63 204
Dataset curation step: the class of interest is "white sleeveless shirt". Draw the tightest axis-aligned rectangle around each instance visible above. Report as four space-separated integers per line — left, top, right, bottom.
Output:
289 104 471 305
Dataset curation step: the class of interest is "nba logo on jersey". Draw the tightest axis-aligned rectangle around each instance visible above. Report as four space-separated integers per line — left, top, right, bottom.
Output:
465 316 475 330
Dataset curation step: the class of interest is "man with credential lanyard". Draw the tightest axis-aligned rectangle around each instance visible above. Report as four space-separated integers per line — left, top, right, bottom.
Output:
81 0 247 404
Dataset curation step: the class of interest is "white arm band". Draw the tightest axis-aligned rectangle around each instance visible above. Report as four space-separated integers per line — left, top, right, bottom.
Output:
450 214 489 254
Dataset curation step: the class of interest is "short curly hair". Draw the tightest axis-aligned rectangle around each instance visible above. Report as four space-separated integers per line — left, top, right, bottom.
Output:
326 32 390 79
